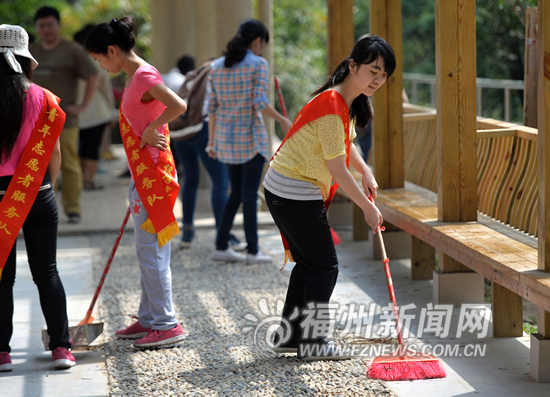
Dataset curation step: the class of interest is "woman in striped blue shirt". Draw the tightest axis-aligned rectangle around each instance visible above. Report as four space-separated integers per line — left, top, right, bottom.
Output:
207 19 291 264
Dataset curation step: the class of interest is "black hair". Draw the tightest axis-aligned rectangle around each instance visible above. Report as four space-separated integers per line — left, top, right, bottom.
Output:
34 6 60 23
84 16 136 54
74 24 95 46
177 55 195 75
313 35 396 128
224 19 269 68
0 56 32 163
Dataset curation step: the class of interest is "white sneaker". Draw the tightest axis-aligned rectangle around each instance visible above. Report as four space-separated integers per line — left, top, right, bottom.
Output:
246 251 272 264
212 247 246 262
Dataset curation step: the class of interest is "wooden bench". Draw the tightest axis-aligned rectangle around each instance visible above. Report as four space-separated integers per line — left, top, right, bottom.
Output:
339 104 550 342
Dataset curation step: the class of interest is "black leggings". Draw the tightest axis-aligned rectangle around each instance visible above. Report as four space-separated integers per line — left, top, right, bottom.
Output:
0 174 70 352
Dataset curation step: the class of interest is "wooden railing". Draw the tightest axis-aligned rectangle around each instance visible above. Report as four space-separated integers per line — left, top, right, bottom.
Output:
402 103 539 237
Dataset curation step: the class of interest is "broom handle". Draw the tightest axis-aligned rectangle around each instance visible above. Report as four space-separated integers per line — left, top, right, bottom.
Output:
274 76 289 118
376 229 405 347
78 206 132 326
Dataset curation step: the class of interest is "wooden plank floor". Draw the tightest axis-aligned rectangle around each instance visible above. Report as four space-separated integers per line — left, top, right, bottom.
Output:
375 183 550 312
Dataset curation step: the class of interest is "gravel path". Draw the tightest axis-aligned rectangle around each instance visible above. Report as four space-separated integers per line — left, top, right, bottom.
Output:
89 227 395 397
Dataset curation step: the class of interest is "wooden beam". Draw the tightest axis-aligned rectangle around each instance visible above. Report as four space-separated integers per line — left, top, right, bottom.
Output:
492 283 523 337
327 0 354 76
370 0 404 189
538 0 550 274
435 0 477 223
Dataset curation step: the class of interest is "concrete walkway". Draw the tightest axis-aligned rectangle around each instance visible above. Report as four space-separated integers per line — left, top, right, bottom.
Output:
2 144 550 396
0 236 109 396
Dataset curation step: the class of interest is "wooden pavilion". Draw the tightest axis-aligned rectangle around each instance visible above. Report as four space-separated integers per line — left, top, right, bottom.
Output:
150 0 550 382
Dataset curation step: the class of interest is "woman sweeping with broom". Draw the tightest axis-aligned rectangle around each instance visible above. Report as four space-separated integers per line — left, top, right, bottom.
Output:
84 17 187 348
264 35 393 361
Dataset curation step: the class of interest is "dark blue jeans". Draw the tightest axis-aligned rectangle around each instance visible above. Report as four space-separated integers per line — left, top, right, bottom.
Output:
0 174 71 352
216 154 265 254
173 121 230 230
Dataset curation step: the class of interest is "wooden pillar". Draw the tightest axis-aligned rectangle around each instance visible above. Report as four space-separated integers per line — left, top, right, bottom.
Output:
369 0 404 189
258 0 274 155
151 0 179 73
537 0 550 341
215 0 253 59
432 0 483 305
195 0 217 64
327 0 354 76
435 0 476 275
524 7 538 128
435 0 477 223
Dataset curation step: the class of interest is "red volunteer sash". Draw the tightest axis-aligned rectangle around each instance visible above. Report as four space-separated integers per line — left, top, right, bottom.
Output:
0 88 65 280
271 90 350 264
119 104 180 247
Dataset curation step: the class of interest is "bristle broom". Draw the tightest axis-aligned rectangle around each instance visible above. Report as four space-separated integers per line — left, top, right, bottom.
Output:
366 225 447 381
367 352 447 381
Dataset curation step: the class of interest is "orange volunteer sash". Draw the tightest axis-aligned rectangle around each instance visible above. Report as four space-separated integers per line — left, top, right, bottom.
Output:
271 90 350 265
0 88 65 280
119 105 180 247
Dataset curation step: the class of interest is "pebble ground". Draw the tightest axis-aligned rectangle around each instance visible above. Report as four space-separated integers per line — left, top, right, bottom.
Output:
89 227 395 397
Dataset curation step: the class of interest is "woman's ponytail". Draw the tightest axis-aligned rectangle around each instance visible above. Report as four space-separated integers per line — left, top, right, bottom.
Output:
224 34 247 68
84 16 136 54
223 19 269 68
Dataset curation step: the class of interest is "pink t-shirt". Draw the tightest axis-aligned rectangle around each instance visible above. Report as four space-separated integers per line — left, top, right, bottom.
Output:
121 65 167 169
0 84 44 176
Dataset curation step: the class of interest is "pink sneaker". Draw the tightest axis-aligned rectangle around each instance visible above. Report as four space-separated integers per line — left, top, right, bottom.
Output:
0 352 13 372
133 324 186 349
115 321 149 339
52 347 76 369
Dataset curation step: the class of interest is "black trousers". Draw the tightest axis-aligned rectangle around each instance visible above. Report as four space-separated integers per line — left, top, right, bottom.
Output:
265 188 339 343
0 174 70 352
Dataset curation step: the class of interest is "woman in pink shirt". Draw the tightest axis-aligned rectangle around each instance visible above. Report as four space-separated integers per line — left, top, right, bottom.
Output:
0 24 74 371
84 17 187 349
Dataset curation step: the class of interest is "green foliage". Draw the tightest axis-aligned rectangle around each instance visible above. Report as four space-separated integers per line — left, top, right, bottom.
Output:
476 0 536 121
273 0 327 137
0 0 152 60
523 322 538 335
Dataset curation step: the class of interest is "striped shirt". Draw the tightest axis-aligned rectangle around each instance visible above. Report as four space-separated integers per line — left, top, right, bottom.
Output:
208 50 270 164
263 167 322 201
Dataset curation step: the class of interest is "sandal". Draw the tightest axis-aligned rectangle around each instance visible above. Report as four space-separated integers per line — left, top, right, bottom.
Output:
83 180 104 190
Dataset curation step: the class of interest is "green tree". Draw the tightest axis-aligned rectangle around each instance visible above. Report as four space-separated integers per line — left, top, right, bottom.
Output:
0 0 151 59
273 0 327 132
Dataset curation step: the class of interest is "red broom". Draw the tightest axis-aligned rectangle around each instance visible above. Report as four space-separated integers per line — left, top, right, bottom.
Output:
274 76 341 246
366 225 447 381
78 206 132 326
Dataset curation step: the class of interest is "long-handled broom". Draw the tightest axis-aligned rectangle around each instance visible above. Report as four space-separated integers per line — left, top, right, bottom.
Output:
366 227 447 381
42 206 132 349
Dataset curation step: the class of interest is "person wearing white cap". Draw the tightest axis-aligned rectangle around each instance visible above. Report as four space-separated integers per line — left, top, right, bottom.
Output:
30 6 99 224
0 24 76 370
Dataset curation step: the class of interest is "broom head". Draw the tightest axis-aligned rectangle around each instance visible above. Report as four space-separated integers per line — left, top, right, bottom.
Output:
367 347 447 381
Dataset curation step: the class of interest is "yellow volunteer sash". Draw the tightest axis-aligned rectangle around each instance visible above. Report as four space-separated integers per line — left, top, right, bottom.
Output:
119 105 180 247
0 88 65 280
271 90 350 265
